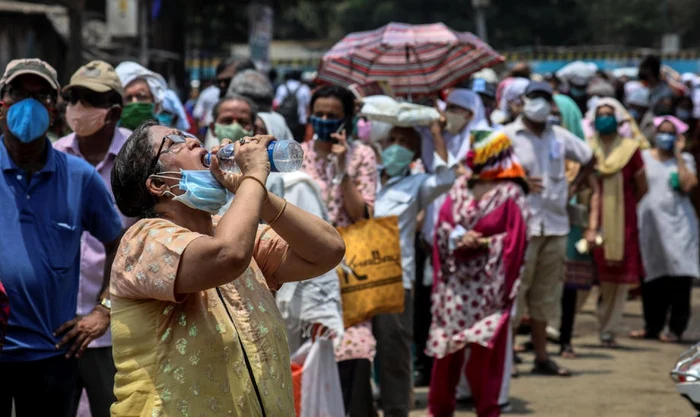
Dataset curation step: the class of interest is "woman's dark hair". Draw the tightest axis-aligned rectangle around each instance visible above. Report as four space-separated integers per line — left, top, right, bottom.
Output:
639 55 661 80
310 85 355 122
111 119 161 218
467 178 529 195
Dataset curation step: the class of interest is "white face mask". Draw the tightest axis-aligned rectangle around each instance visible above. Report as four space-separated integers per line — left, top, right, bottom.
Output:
445 111 470 134
522 97 552 123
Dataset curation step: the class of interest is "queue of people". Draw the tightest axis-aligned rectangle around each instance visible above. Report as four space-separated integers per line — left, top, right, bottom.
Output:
0 52 699 417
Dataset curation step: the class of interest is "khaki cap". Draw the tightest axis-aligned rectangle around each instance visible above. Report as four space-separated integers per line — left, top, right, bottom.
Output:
0 58 59 92
63 60 123 96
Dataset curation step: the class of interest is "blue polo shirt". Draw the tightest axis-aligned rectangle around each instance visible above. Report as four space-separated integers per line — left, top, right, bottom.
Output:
0 137 123 361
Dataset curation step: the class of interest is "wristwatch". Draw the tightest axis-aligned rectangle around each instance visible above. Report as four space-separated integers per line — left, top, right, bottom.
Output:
99 298 112 310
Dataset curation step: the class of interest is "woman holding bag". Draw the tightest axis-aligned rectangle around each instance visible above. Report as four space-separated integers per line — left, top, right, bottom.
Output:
427 131 530 417
300 85 378 416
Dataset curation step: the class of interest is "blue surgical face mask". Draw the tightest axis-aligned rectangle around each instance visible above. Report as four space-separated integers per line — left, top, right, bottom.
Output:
152 169 228 214
156 112 174 127
310 116 344 142
381 144 415 177
655 132 677 151
6 98 50 143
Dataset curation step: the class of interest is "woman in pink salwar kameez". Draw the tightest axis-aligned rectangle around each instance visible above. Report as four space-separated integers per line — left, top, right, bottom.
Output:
427 131 530 417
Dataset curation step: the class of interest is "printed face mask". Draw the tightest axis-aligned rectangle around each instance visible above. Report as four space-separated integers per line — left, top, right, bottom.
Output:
151 169 228 214
6 98 50 143
310 116 343 142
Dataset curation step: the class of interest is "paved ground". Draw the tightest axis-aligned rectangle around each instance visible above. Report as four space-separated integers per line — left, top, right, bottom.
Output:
408 287 700 417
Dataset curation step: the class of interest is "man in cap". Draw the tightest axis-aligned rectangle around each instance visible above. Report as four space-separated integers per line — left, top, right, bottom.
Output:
54 60 133 417
0 59 123 417
504 81 593 377
625 87 655 144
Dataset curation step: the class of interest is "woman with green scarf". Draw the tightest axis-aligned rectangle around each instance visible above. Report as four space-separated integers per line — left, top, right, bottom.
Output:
552 94 600 357
586 98 648 348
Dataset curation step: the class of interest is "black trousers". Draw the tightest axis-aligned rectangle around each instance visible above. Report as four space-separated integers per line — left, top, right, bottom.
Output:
559 288 578 347
642 276 693 338
338 359 377 417
372 290 413 417
413 236 433 384
0 355 78 417
69 347 117 417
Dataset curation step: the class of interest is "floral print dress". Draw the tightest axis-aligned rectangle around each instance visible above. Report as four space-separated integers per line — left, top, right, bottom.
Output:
110 219 295 417
300 140 378 362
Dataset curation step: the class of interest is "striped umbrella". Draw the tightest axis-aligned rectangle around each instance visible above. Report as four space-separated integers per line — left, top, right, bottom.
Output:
317 22 504 97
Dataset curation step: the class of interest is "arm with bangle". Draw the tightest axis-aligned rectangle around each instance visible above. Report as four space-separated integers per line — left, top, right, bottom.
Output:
260 191 346 283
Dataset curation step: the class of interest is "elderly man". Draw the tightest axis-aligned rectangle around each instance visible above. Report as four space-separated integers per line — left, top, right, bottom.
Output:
0 59 123 417
114 61 168 130
505 81 593 377
54 60 133 417
228 69 294 141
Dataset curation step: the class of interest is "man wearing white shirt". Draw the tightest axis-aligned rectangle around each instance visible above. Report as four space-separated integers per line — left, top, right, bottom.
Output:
373 123 457 417
504 81 593 376
274 70 311 140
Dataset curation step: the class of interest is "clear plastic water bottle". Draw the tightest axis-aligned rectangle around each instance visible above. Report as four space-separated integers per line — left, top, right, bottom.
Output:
203 140 304 173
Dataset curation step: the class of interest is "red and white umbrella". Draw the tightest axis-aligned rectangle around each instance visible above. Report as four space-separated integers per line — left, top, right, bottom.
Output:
317 22 504 97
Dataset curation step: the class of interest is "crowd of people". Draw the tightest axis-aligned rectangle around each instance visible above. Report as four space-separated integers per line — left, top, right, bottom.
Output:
0 51 698 417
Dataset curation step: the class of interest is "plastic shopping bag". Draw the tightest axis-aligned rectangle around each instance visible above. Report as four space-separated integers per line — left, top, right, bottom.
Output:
290 339 345 417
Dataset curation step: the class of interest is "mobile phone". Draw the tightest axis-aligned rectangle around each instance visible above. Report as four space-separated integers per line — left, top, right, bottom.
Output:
331 121 346 143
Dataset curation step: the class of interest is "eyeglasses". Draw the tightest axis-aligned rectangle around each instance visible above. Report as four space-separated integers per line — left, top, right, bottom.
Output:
4 86 56 106
62 88 113 108
148 132 196 175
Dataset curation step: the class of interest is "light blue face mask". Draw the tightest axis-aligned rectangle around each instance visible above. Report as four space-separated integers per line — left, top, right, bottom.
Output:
6 98 50 143
152 169 228 214
156 112 175 127
381 144 415 177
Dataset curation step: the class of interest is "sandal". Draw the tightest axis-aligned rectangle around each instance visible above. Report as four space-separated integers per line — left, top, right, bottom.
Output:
559 344 576 359
660 333 682 343
629 329 660 340
532 359 571 377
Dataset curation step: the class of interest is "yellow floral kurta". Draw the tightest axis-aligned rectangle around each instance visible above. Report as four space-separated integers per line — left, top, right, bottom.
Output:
109 218 294 417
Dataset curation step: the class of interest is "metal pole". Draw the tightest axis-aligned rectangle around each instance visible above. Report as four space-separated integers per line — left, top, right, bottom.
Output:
475 6 488 43
139 0 149 66
471 0 490 42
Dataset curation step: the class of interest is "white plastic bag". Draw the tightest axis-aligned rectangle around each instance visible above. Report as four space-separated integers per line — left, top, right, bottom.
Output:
291 339 345 417
360 95 440 127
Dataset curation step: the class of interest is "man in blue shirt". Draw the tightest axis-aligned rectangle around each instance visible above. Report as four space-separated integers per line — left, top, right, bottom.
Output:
0 59 123 417
372 121 457 417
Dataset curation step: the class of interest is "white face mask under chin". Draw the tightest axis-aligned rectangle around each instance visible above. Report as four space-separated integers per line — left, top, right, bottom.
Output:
523 97 552 123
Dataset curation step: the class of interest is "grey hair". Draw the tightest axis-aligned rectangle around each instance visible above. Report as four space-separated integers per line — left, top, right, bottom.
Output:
111 120 162 218
226 69 274 112
212 93 259 125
